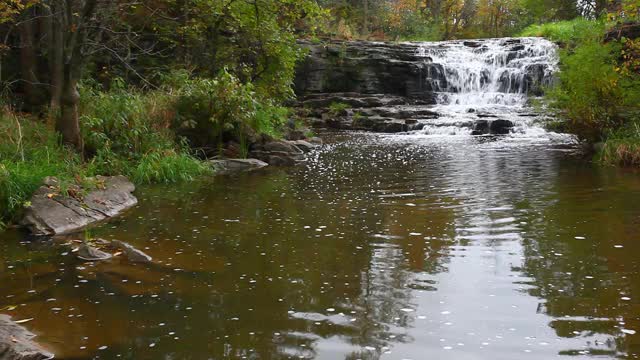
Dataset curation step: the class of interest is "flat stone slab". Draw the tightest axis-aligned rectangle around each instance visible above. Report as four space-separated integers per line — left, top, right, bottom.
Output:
0 315 54 360
210 158 268 174
21 176 138 236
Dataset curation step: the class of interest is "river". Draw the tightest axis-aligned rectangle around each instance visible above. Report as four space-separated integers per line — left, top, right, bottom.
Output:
1 130 640 359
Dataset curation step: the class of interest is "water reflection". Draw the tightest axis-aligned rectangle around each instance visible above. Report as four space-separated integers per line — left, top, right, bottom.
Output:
1 132 639 359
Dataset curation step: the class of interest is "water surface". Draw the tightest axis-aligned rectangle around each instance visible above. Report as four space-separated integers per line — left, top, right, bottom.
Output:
2 131 640 360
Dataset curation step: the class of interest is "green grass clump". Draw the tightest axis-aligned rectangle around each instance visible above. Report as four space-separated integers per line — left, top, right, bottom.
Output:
518 18 605 46
0 112 83 225
599 119 640 166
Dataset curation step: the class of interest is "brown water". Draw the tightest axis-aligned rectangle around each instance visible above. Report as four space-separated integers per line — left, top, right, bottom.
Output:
1 132 640 360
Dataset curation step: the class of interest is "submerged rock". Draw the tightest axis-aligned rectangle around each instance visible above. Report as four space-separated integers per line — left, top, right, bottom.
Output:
111 240 153 264
21 176 137 236
210 158 268 174
0 315 54 360
76 243 113 261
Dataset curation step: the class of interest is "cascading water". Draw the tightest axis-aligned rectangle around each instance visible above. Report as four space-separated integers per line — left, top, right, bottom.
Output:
412 37 562 138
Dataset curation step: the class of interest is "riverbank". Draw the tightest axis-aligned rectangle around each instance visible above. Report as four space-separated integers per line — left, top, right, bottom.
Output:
520 19 640 166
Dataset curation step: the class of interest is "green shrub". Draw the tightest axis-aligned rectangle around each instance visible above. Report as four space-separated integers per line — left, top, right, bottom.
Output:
524 18 640 143
328 102 349 116
172 69 288 153
549 40 625 141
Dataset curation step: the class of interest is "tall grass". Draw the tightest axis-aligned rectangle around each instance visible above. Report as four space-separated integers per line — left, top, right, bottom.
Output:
80 80 210 184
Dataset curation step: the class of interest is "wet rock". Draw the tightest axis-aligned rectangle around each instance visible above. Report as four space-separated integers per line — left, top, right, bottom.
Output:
76 243 113 261
308 137 323 145
249 141 306 166
284 129 307 141
289 140 317 153
490 119 515 135
0 315 54 360
111 240 153 264
21 176 138 236
210 159 268 174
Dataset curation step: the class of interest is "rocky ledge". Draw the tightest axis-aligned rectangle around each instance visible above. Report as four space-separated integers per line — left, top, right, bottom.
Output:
21 176 138 236
297 93 516 135
0 315 53 360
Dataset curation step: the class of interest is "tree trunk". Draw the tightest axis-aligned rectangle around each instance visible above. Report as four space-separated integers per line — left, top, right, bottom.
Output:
363 0 368 37
57 71 83 151
18 10 42 111
47 2 64 110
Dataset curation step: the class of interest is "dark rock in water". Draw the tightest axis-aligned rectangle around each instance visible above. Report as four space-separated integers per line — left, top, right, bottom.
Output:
476 113 498 119
210 159 268 174
467 108 476 113
76 243 112 261
21 176 137 236
0 315 54 360
490 119 515 135
250 141 306 166
379 122 408 133
463 41 482 48
111 240 153 264
473 120 490 135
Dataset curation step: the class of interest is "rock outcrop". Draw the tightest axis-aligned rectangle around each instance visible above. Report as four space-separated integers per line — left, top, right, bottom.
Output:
210 158 269 174
295 41 439 101
249 140 320 166
0 315 54 360
21 176 137 236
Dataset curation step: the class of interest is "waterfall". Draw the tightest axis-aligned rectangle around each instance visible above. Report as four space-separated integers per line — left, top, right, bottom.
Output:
410 37 561 137
415 37 559 107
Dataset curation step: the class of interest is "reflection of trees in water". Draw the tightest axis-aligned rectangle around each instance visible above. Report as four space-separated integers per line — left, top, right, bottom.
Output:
517 166 640 358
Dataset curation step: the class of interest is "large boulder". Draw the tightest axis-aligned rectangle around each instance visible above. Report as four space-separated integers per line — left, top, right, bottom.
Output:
210 158 268 174
490 119 515 135
0 315 54 360
21 176 138 236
